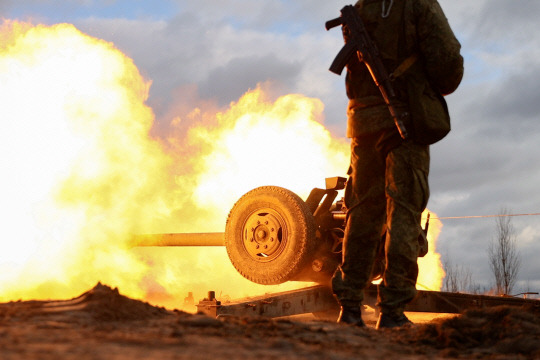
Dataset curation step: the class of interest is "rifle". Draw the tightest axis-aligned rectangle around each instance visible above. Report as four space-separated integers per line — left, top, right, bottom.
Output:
326 5 408 139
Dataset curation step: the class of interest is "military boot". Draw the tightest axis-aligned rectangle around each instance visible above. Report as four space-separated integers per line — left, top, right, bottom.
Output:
375 312 413 330
337 305 365 327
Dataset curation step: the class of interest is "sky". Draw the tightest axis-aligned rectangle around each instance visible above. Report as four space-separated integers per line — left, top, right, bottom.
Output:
2 0 540 295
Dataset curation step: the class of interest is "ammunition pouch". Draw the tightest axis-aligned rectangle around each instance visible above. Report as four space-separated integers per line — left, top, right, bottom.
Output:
402 61 451 145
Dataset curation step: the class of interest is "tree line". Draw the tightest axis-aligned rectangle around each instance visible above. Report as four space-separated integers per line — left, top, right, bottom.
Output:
442 208 523 296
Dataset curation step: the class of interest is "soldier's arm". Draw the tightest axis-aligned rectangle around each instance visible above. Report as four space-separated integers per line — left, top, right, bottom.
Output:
341 12 370 100
415 0 464 95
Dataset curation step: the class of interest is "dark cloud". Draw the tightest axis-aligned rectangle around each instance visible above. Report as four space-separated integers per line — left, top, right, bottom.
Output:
198 54 301 106
485 69 540 121
474 0 540 42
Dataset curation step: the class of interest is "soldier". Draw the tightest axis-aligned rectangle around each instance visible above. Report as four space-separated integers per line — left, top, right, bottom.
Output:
331 0 463 329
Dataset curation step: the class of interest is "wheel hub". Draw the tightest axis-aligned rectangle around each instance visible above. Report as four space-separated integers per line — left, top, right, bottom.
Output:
243 209 284 260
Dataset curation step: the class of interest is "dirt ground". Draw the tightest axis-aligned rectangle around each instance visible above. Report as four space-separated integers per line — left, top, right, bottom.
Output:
0 284 539 360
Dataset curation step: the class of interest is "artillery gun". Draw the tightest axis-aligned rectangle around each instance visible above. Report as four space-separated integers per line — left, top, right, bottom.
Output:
135 177 396 287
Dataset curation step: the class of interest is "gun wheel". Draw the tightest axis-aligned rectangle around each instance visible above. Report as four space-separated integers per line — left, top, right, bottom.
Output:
225 186 317 285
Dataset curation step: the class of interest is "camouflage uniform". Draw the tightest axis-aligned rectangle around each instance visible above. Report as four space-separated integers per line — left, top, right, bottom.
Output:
332 0 463 318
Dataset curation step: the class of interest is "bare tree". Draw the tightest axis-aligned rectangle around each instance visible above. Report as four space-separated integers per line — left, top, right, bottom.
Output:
443 257 476 293
488 208 521 295
443 257 459 292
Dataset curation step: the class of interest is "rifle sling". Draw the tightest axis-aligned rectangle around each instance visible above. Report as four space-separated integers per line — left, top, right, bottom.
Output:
390 53 418 81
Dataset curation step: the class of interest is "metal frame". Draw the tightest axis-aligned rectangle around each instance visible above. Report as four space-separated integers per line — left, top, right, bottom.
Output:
196 284 540 319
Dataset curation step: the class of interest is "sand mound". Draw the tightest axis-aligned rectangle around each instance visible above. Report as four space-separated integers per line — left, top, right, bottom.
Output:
402 305 540 357
61 282 172 321
0 282 171 322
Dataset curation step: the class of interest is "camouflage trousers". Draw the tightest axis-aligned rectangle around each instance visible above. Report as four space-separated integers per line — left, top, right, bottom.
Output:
332 133 430 317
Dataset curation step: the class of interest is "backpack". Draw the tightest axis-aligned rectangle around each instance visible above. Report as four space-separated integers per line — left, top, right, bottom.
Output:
357 0 457 144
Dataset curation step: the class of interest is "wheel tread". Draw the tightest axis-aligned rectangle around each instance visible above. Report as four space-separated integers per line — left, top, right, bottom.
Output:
225 186 317 285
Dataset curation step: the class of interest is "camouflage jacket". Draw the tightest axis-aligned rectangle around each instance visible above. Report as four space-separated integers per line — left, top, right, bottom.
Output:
344 0 464 138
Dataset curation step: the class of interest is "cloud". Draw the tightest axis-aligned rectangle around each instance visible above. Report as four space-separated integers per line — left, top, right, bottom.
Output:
474 0 540 42
198 54 301 106
5 0 540 293
73 6 347 130
485 67 540 122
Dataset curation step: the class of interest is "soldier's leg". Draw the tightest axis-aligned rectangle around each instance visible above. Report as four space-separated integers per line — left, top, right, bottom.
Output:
378 140 430 321
332 135 386 308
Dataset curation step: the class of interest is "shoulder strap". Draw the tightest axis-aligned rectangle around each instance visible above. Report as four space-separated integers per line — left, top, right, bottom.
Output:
391 0 418 80
390 54 418 80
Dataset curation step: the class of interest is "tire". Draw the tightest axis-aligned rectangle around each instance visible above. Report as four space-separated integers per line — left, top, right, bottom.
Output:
225 186 317 285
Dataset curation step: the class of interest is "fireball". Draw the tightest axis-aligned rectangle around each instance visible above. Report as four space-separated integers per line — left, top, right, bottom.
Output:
0 20 445 309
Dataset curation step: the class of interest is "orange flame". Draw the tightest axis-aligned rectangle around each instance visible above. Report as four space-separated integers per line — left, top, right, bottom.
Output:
0 20 445 309
418 210 445 291
0 20 172 301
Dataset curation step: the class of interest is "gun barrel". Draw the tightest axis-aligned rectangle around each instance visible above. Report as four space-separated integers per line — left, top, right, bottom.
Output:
132 232 225 247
